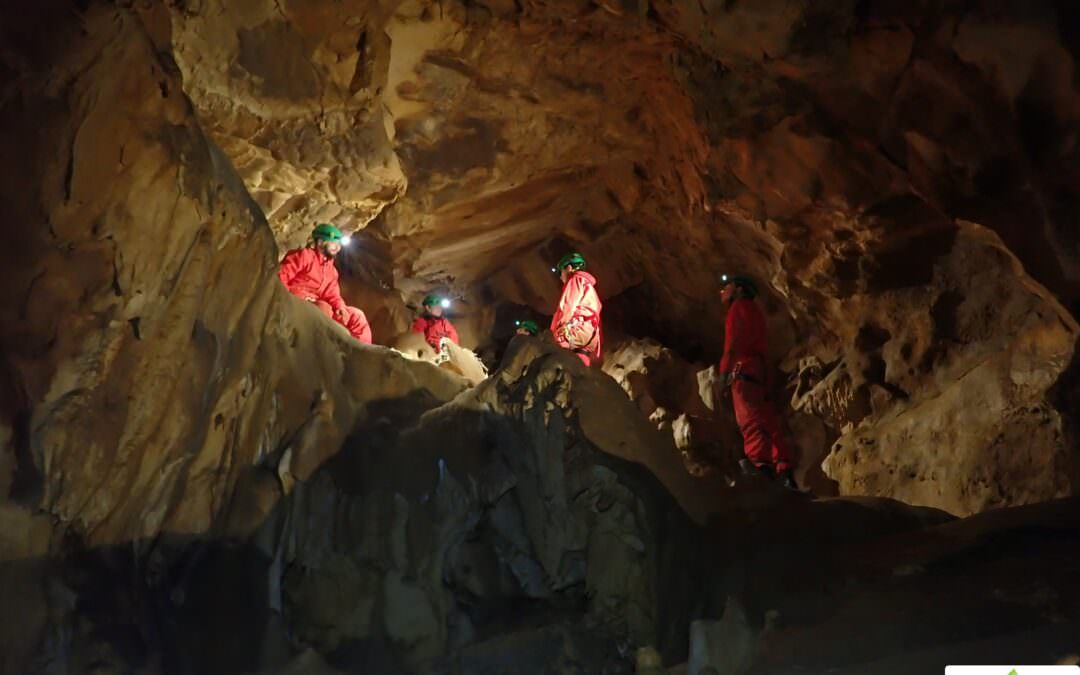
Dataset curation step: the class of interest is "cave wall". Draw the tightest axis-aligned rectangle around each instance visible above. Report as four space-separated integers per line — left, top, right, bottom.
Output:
167 0 406 248
161 0 1080 323
0 3 469 670
814 221 1077 514
0 1 464 549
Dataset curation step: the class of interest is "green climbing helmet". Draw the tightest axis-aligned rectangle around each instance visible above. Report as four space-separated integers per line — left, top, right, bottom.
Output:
719 273 759 299
422 293 451 309
515 319 540 335
554 252 586 273
312 223 343 242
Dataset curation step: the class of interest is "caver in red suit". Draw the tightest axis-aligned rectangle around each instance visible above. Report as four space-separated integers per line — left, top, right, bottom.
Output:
719 276 795 488
411 314 459 351
551 263 602 366
278 245 372 344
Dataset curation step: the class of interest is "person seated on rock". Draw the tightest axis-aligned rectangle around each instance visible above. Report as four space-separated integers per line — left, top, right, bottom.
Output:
551 252 602 366
412 294 459 354
718 273 797 491
277 223 372 344
514 319 540 337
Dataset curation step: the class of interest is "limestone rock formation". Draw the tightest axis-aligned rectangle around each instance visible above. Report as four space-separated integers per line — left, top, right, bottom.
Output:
602 337 740 477
167 0 407 247
0 2 465 551
809 221 1078 514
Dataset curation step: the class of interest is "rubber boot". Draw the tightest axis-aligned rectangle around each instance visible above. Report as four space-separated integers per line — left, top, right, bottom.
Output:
739 458 772 479
778 468 799 491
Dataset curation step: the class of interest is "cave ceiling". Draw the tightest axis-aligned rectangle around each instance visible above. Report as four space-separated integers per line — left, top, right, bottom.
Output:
162 0 1080 360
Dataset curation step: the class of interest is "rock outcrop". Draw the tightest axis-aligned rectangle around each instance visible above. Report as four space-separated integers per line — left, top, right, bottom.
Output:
0 2 465 550
167 0 407 248
807 221 1078 514
253 339 705 673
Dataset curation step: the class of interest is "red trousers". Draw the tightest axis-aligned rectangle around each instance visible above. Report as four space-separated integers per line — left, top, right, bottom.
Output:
732 378 791 471
314 300 372 344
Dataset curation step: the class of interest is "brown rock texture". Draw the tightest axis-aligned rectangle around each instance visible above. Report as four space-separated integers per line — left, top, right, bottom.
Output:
0 2 464 550
809 221 1078 514
168 0 407 249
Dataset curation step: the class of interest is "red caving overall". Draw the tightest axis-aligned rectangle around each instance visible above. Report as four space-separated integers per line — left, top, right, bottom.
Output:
551 270 602 366
412 315 459 351
720 298 791 472
278 246 372 344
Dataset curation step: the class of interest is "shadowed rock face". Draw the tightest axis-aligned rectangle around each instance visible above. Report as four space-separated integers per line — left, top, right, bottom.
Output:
2 1 1080 674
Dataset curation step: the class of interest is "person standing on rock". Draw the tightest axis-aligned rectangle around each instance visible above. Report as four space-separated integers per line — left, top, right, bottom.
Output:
551 252 602 366
412 294 460 359
277 223 373 344
718 273 797 490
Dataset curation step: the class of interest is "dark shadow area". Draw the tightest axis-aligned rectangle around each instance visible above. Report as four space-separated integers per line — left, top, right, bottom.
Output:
0 348 704 674
1050 342 1080 502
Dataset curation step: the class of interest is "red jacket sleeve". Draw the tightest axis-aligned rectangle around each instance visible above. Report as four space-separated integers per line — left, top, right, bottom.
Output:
411 317 427 334
445 320 460 345
719 302 746 374
277 249 305 289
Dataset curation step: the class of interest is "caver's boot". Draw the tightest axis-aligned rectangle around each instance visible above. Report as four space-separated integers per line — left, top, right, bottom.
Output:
738 458 773 479
778 468 800 491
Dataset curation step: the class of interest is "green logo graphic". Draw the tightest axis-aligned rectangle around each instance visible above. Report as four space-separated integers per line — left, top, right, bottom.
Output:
1008 670 1018 675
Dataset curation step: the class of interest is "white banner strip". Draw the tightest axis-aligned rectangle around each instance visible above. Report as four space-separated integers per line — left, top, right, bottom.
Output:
946 668 1080 674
